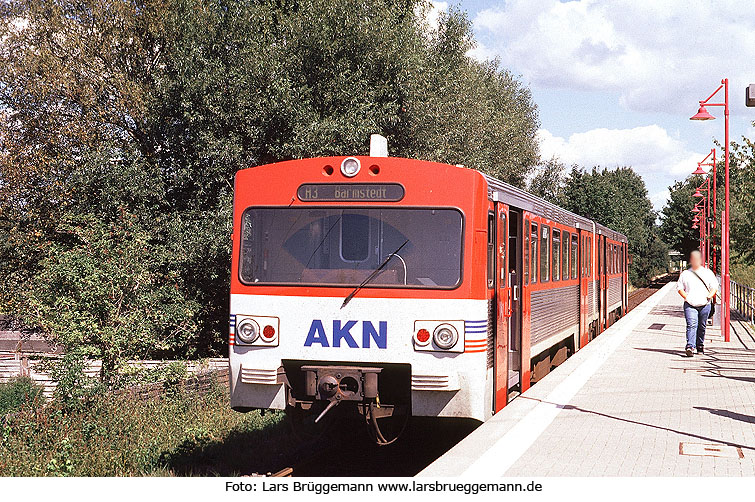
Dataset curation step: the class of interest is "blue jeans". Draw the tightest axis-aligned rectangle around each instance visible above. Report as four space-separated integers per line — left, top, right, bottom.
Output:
683 301 711 349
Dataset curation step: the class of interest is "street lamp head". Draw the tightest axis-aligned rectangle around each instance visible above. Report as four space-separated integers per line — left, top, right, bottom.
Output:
692 164 707 175
692 206 700 212
693 189 704 197
693 215 699 223
690 105 715 121
692 223 698 229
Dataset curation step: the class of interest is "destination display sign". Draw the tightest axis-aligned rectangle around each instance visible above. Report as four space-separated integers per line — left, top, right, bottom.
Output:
297 183 405 202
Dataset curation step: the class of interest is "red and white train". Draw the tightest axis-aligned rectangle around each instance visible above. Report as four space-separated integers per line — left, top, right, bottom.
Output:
229 138 628 442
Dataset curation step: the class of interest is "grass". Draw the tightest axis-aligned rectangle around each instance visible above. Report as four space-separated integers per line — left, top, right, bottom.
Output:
0 377 44 416
0 384 295 476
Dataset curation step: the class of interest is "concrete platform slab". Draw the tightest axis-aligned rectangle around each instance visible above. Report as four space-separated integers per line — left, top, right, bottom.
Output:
419 282 755 477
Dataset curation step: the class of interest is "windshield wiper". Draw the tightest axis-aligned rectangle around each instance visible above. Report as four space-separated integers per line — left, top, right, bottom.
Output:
341 239 409 309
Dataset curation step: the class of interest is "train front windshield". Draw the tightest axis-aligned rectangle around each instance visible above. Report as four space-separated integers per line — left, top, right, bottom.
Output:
239 207 463 288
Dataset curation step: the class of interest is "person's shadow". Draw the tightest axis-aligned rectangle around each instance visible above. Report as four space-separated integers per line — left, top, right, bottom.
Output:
694 406 755 425
635 347 689 358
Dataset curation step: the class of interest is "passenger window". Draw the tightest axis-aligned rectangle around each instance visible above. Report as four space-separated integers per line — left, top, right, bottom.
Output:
587 236 592 276
582 237 586 277
621 246 625 273
608 244 612 274
571 234 578 279
540 225 550 282
619 244 624 274
487 212 495 289
552 229 560 281
618 246 621 273
562 231 569 280
608 244 613 274
501 212 509 285
530 223 538 284
524 218 530 285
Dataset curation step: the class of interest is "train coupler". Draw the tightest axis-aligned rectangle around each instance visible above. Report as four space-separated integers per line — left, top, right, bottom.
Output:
300 365 382 422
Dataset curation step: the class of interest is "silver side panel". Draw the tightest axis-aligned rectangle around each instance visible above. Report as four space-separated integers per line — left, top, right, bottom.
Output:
608 276 623 310
587 280 596 317
531 285 579 346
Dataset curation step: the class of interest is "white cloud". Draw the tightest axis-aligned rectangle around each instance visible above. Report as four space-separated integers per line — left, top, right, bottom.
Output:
472 0 755 115
538 125 707 209
417 1 449 32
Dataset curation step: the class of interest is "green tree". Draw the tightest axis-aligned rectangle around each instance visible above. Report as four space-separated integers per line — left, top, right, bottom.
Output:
528 157 566 203
730 128 755 264
659 178 705 258
559 166 668 286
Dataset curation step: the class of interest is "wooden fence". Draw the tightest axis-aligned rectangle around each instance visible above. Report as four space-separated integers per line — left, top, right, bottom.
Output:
0 357 229 400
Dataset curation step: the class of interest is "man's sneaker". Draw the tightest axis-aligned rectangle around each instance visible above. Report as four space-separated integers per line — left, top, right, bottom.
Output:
697 346 705 354
685 347 694 357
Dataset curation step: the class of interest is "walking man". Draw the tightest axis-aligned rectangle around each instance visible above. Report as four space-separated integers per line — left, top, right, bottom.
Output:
677 250 718 357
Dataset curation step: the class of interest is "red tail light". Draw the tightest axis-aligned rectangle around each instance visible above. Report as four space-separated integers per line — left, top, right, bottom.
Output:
262 325 276 340
416 329 430 343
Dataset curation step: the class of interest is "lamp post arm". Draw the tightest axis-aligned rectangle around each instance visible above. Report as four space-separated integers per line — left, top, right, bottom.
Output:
700 83 724 104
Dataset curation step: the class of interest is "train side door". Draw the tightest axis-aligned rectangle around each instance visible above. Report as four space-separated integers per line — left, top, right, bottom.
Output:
494 203 511 412
623 243 628 315
598 235 605 330
507 208 522 395
604 238 609 327
579 231 589 348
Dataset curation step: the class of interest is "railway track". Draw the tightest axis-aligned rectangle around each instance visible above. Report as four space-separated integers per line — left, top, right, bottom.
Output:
628 272 677 312
255 416 480 477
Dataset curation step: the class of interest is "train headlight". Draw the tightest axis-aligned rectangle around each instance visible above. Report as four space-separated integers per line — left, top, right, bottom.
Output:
236 319 260 344
340 157 361 177
433 324 458 350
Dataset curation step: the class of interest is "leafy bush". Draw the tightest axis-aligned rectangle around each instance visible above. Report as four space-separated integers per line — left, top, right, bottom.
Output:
47 354 106 412
732 261 755 288
0 377 43 416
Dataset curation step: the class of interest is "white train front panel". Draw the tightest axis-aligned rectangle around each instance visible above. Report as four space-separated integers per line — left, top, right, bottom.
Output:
229 294 492 421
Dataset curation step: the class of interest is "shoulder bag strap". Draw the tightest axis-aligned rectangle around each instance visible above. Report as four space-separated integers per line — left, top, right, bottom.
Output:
690 270 715 303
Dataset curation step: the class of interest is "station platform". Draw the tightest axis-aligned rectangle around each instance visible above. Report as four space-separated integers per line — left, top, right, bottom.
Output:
420 282 755 477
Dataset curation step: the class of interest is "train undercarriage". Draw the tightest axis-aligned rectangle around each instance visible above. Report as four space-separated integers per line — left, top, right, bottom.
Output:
282 360 411 445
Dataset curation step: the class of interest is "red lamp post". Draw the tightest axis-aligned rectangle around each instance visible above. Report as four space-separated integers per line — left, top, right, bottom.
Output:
690 78 729 342
693 178 711 267
692 148 718 273
692 187 710 266
694 147 717 225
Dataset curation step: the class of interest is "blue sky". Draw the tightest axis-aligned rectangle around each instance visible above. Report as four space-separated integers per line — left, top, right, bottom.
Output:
431 0 755 209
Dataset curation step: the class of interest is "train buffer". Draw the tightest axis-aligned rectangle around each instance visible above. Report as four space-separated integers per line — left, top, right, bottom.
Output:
419 282 755 477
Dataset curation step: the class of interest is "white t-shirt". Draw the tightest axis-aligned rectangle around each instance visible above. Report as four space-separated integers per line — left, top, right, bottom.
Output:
678 267 718 307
